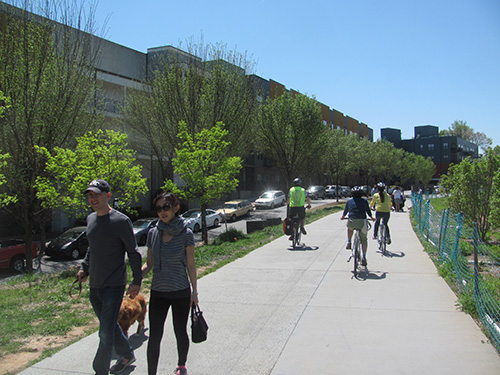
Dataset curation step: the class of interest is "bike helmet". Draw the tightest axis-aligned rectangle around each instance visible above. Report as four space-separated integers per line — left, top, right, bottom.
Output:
351 186 363 196
293 178 301 186
377 182 386 189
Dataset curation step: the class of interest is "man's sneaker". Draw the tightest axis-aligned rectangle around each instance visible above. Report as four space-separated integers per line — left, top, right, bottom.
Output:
174 366 188 375
387 238 391 245
346 242 351 249
110 354 136 374
361 257 367 267
288 235 293 241
372 235 377 240
300 227 307 235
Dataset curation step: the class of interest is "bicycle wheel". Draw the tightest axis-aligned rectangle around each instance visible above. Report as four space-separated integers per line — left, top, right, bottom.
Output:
380 223 387 256
292 222 298 249
353 233 360 277
295 229 301 247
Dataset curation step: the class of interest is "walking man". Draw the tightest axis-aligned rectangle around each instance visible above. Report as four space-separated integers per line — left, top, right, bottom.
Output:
77 179 142 374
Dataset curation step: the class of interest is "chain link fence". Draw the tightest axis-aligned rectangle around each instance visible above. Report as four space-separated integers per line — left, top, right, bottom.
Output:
411 192 500 352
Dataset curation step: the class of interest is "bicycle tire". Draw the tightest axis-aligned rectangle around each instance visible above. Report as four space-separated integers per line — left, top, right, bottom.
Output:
292 222 298 249
380 222 387 255
353 232 360 277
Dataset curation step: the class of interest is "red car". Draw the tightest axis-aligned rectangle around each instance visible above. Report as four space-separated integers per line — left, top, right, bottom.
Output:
0 239 39 272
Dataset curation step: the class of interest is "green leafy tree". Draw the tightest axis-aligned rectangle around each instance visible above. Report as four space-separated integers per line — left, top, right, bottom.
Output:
163 121 242 245
36 129 148 218
440 120 492 153
370 140 405 184
441 151 499 240
0 0 102 268
323 130 357 200
400 152 435 189
258 92 327 184
123 39 259 183
0 90 15 206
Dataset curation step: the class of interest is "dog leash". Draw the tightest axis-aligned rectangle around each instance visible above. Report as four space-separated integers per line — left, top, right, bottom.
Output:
69 279 82 299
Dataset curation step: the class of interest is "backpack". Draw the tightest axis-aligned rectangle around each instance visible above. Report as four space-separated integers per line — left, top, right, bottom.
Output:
283 217 292 235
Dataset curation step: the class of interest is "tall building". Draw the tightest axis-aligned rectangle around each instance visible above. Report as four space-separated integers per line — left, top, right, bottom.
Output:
381 125 479 182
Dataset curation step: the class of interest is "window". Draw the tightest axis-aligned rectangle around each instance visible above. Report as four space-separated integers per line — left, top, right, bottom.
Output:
443 142 449 148
428 143 435 151
420 144 424 151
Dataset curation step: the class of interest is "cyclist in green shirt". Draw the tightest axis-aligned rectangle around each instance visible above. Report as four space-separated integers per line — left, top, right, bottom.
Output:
287 178 311 235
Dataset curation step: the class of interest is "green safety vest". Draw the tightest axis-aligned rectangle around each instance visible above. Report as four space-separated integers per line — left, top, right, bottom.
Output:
289 186 306 207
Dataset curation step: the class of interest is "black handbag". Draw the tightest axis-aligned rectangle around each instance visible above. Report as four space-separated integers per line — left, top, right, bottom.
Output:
191 304 208 343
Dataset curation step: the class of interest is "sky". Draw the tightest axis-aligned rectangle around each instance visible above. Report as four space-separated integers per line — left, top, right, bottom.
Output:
92 0 500 147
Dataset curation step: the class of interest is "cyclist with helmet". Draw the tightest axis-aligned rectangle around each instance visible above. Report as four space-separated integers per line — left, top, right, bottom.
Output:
287 178 311 236
341 186 375 266
370 182 392 244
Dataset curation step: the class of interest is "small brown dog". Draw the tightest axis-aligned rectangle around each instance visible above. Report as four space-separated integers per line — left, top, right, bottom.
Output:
118 294 147 337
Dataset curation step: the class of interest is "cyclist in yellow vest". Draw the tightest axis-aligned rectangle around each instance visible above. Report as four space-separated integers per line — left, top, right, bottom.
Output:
287 178 311 235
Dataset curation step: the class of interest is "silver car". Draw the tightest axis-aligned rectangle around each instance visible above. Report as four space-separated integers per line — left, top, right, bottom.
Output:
254 190 286 209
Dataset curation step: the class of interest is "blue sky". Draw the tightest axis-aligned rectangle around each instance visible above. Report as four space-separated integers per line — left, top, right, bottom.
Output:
94 0 500 147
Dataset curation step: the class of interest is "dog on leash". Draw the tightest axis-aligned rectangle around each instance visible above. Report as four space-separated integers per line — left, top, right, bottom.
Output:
118 293 147 337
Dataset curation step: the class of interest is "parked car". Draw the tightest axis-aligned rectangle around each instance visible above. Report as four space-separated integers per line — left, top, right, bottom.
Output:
325 185 342 198
0 239 39 272
254 190 286 209
181 209 222 233
216 200 253 222
306 185 326 200
132 217 159 246
341 186 352 198
45 226 88 260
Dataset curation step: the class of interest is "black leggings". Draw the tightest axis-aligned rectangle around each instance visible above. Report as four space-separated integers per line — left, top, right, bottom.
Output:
374 211 391 239
147 291 191 375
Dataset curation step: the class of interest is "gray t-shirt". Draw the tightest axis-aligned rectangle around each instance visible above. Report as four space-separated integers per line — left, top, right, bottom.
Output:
81 209 142 288
147 226 195 293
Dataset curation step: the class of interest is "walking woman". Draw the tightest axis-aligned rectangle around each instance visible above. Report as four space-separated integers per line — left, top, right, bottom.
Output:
370 182 392 244
142 192 198 375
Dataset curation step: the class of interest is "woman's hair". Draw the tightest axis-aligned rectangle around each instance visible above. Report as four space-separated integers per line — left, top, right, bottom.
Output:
153 191 181 216
378 187 385 203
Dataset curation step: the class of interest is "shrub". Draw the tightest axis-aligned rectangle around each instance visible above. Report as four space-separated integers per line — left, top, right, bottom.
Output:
214 228 246 244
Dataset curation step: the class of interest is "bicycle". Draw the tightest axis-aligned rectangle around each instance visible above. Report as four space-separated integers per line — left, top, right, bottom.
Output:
290 213 302 249
377 218 388 256
344 219 371 277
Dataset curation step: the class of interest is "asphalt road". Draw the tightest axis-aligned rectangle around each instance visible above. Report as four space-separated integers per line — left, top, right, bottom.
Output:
0 197 345 284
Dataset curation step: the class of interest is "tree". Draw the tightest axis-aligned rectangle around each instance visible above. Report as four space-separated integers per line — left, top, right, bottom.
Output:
440 152 499 240
163 121 242 245
258 92 327 184
440 120 492 152
399 152 435 190
123 39 259 183
0 0 103 269
323 130 357 200
0 90 15 207
369 140 405 184
35 129 148 217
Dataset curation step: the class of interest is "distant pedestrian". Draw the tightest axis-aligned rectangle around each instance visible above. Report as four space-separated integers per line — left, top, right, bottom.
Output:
77 179 142 375
393 187 403 212
141 191 198 375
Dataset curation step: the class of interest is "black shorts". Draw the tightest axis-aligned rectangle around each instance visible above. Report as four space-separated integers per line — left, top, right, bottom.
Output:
289 206 306 220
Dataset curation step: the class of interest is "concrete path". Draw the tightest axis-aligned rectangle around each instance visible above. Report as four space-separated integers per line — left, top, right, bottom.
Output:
18 208 500 374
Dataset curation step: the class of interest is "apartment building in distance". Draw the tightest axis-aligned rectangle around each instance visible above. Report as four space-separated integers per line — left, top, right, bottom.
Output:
381 125 479 183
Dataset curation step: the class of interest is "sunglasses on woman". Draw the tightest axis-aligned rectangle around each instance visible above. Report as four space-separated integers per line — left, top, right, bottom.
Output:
155 203 172 213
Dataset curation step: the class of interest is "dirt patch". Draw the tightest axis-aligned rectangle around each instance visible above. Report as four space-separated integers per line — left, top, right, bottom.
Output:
0 321 98 375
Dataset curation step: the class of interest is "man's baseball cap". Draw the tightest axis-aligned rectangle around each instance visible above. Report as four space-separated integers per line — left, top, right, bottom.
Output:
85 179 110 194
